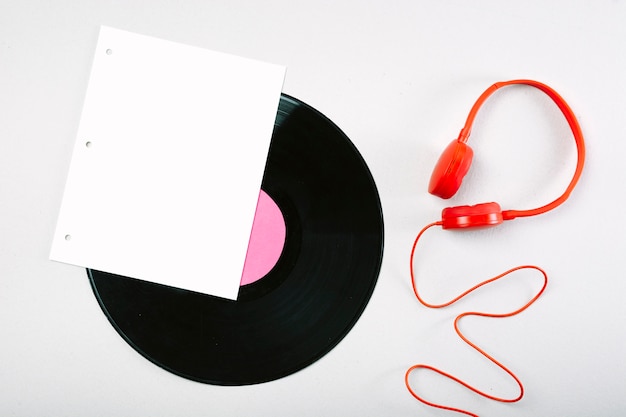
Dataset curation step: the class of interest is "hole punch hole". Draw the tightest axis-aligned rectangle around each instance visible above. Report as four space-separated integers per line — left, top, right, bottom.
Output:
65 234 72 241
105 49 113 55
85 141 92 148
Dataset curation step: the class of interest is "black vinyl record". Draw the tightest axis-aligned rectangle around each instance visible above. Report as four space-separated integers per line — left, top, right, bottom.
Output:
88 94 384 385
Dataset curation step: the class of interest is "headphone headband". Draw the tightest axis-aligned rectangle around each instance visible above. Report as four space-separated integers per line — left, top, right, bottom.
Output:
458 79 586 220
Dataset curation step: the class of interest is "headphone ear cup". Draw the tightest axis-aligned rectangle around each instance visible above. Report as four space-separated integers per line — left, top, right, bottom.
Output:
428 140 474 199
441 202 503 229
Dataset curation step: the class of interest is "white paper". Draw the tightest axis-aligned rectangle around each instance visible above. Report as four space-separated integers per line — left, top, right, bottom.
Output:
50 26 286 300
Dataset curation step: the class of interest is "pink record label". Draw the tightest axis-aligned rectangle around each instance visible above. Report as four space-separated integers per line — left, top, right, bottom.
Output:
240 190 286 286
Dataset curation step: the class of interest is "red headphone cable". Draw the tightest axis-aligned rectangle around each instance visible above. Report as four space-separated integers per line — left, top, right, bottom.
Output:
405 221 548 417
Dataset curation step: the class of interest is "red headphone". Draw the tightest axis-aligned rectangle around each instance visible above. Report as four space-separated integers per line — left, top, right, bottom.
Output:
428 79 586 228
406 80 586 416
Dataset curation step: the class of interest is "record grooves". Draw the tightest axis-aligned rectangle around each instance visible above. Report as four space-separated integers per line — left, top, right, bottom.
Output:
88 94 384 385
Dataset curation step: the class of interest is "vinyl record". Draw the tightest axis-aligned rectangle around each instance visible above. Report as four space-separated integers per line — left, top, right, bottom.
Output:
88 94 384 385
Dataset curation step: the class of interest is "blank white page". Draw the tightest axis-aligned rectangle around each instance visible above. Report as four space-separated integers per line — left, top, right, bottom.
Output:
50 26 286 300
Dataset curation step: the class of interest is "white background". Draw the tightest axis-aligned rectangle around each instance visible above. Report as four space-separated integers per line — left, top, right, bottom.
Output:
1 1 624 416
